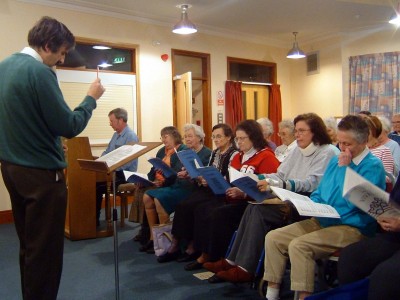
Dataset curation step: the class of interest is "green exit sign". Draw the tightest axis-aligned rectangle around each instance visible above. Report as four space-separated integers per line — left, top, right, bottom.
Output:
113 57 125 64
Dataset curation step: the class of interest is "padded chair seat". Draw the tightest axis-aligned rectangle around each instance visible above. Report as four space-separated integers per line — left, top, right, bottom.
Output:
117 183 137 193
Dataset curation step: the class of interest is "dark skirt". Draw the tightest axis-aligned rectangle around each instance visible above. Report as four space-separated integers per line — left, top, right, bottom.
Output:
193 199 248 261
171 186 215 239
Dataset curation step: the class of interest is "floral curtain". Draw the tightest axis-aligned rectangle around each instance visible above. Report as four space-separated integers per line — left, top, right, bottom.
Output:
225 81 243 130
349 52 400 118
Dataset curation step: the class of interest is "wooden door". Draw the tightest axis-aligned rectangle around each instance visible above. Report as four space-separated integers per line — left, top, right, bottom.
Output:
174 72 193 132
241 84 269 120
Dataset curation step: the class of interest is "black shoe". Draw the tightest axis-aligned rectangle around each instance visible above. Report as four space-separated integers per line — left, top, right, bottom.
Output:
184 261 203 271
157 251 180 263
208 274 225 284
146 248 155 254
139 240 153 252
176 252 200 263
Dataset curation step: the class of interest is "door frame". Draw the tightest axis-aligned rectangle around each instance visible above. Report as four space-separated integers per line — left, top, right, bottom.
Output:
172 49 212 148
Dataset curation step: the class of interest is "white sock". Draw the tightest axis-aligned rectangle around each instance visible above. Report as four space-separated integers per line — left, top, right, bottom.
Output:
265 287 280 300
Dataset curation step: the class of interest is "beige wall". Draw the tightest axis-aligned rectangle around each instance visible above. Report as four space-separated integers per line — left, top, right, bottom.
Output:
0 0 400 210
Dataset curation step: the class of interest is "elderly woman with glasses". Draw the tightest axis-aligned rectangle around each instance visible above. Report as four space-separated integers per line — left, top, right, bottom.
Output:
203 113 337 284
183 119 280 271
140 124 211 253
274 119 297 162
157 123 238 263
257 117 277 151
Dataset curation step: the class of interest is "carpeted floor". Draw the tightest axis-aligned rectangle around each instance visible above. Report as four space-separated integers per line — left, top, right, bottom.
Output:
0 219 270 300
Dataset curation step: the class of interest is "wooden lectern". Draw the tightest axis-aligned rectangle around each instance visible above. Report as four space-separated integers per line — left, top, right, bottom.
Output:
64 139 161 241
64 137 99 240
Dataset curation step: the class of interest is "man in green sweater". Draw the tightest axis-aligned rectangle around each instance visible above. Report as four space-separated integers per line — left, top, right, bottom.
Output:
0 16 105 300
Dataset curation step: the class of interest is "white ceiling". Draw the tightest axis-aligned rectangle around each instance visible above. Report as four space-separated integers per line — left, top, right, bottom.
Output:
21 0 398 46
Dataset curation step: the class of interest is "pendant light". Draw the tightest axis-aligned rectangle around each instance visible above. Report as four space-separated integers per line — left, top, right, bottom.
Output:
287 32 306 59
172 4 197 35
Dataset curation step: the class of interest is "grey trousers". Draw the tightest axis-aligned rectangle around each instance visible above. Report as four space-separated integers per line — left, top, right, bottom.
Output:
227 204 287 274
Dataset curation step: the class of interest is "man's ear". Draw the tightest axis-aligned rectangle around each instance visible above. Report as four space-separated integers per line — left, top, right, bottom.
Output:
43 44 51 53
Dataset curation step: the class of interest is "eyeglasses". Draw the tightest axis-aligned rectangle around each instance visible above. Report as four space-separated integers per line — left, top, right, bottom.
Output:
234 136 249 143
294 129 311 135
160 134 170 140
392 121 400 124
212 134 224 140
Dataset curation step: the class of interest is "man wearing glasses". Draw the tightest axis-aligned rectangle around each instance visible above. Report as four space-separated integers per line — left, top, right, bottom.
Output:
95 108 139 226
389 114 400 145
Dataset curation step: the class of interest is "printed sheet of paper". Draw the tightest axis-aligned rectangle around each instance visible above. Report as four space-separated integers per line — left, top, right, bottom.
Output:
271 186 340 218
192 271 215 280
342 168 399 219
96 144 146 167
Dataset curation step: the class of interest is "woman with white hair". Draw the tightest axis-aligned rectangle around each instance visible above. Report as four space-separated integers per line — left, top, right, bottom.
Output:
140 124 211 253
324 117 339 146
257 117 277 150
274 119 296 162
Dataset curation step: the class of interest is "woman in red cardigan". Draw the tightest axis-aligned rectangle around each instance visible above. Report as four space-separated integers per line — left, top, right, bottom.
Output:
184 119 280 271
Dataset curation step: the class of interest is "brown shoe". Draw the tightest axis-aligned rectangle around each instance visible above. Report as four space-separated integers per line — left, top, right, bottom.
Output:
216 266 253 283
203 259 235 273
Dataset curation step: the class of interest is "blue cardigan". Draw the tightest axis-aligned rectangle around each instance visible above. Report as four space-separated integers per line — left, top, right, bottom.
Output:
311 152 386 237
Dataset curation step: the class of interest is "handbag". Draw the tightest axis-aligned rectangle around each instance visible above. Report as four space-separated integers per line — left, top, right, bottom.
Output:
152 223 173 256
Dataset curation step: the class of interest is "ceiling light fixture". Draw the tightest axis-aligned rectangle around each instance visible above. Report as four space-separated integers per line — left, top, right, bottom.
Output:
172 4 197 35
287 32 306 59
92 45 111 50
389 3 400 25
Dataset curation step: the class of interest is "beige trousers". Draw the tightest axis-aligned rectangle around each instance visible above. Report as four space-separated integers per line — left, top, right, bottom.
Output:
263 218 365 292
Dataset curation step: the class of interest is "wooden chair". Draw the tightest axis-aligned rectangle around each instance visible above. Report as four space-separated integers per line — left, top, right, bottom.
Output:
116 183 137 227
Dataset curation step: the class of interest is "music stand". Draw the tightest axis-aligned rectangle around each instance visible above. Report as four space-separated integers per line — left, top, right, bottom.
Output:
78 141 161 300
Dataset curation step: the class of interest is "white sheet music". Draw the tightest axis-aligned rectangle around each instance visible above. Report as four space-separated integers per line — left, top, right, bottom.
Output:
271 186 340 218
96 144 146 167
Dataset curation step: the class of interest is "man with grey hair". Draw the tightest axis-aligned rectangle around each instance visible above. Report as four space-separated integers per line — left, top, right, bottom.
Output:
95 107 139 226
378 116 400 177
274 120 296 162
388 113 400 145
257 117 277 150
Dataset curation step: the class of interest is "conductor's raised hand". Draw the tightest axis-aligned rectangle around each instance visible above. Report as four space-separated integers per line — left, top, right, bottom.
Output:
87 78 105 100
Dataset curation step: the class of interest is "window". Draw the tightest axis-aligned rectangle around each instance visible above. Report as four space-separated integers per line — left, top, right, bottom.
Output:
227 57 276 84
63 41 135 73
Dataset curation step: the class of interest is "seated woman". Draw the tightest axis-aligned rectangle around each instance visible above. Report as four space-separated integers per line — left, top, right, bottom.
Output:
363 115 395 186
338 176 400 300
204 113 336 283
324 117 339 146
263 115 386 300
257 117 277 150
140 124 211 253
184 119 280 271
378 116 400 178
274 119 296 162
157 123 237 263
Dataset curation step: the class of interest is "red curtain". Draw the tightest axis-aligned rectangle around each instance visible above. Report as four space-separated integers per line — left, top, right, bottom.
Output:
268 84 282 146
225 81 243 130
